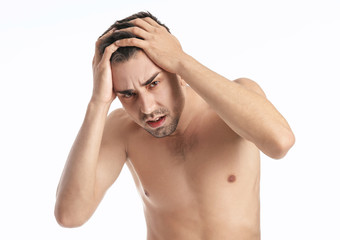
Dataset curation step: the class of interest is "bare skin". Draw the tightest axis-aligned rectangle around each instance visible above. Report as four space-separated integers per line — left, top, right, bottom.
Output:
118 87 261 240
55 17 295 240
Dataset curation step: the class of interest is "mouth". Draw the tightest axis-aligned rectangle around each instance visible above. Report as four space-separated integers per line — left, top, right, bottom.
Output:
146 116 166 128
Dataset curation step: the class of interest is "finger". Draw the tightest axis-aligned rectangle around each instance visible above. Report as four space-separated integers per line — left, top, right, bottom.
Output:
96 28 116 49
129 18 155 32
100 42 119 65
94 28 116 65
98 27 116 40
141 17 160 28
116 26 150 40
115 38 146 49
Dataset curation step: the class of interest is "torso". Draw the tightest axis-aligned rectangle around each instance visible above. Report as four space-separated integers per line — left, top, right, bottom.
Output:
117 96 261 240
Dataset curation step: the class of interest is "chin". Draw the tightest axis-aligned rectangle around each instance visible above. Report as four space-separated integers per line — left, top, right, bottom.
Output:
145 121 178 138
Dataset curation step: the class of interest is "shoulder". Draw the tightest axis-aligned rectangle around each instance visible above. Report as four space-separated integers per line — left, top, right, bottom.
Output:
233 78 266 97
107 108 129 121
106 108 128 127
105 108 139 138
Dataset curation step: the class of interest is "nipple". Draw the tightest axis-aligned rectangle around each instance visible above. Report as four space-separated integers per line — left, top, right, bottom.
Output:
227 174 236 183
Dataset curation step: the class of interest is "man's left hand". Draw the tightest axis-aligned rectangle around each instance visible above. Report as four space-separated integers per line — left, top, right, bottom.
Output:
115 17 186 74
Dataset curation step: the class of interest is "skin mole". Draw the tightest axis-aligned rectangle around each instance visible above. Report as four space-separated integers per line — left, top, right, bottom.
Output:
144 189 150 197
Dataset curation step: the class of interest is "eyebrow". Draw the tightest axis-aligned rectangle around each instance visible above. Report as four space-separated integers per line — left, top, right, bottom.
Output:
116 71 161 94
142 71 161 86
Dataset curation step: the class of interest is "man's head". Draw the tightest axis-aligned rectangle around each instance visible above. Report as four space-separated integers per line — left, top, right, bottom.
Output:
98 11 170 64
98 12 186 138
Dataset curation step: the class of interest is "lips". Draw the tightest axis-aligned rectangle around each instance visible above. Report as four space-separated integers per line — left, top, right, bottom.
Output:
146 116 166 128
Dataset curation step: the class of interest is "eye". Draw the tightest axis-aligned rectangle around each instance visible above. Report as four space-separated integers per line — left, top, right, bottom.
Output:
149 81 160 88
122 92 136 98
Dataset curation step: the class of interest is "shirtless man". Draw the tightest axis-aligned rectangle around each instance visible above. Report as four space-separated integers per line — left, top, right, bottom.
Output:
55 12 295 240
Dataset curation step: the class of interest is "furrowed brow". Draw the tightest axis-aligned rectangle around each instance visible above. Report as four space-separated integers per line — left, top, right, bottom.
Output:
141 72 161 87
116 89 134 95
116 71 161 94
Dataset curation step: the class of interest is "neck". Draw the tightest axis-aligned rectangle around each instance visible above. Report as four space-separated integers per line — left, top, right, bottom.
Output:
171 86 205 136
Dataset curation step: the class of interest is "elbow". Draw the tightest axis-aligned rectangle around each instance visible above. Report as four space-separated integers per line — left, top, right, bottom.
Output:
54 203 88 228
267 129 296 160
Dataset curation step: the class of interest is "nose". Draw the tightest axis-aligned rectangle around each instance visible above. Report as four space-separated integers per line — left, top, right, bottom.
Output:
139 93 157 115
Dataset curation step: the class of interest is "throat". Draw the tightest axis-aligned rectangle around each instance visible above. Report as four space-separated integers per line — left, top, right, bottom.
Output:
168 132 199 160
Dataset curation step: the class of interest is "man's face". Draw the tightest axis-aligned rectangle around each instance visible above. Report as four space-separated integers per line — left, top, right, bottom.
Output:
111 51 186 138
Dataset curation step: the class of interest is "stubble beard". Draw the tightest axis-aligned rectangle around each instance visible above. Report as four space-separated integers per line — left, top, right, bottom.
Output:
145 116 179 138
141 107 180 138
140 83 186 138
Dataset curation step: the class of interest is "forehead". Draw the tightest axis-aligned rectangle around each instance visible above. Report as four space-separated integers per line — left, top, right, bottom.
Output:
111 51 162 90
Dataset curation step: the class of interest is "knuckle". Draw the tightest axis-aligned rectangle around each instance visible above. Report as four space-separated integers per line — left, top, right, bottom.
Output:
105 43 116 51
154 27 161 33
159 25 167 32
130 26 138 34
160 26 166 32
134 18 142 24
104 49 113 56
102 48 111 57
103 45 110 53
127 38 134 44
145 17 152 22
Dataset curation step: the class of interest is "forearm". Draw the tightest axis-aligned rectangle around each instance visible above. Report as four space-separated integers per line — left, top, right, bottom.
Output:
178 54 294 158
55 100 110 225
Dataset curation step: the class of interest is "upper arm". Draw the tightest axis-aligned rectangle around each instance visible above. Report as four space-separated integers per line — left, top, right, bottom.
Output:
233 78 295 158
233 78 267 98
94 108 128 205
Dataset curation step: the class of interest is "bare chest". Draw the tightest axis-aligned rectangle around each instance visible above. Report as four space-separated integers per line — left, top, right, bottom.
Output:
126 123 260 210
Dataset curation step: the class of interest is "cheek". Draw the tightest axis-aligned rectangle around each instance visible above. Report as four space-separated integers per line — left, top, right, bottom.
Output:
160 90 183 116
154 86 174 108
119 100 140 120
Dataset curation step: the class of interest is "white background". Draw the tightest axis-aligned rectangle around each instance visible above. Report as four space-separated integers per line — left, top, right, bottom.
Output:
1 0 339 239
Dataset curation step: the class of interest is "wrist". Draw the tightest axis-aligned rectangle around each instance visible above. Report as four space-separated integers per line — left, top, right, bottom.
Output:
88 97 112 111
176 53 196 79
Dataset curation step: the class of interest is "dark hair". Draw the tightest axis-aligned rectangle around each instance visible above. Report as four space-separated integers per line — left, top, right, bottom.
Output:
98 11 170 63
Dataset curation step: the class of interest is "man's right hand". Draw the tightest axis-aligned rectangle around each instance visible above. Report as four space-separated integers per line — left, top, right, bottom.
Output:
55 30 126 226
91 29 118 105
